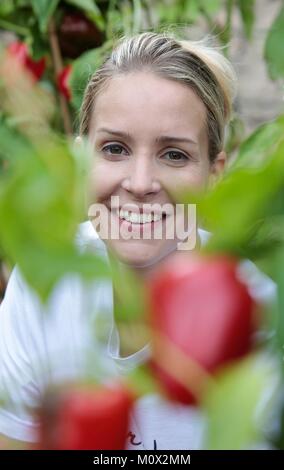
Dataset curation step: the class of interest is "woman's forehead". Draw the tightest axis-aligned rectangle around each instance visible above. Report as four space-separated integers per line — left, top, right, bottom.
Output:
90 71 207 141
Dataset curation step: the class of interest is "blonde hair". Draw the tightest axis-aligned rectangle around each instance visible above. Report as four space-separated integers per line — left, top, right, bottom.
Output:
79 31 237 162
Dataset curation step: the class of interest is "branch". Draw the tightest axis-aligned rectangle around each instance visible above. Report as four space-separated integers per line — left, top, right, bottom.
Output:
48 17 72 136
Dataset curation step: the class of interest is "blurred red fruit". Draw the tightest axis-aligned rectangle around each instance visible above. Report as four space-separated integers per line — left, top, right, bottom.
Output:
58 11 104 58
37 383 134 450
7 41 45 81
57 64 72 101
147 254 257 405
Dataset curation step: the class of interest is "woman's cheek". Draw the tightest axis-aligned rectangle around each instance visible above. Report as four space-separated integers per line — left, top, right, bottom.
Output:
162 171 209 200
87 160 111 203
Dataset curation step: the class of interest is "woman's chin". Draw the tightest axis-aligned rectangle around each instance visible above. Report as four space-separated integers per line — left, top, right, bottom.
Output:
105 239 167 268
105 238 179 271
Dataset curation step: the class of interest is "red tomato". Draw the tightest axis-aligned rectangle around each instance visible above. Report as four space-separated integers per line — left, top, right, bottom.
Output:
37 383 134 450
147 254 257 405
57 64 72 101
7 41 45 81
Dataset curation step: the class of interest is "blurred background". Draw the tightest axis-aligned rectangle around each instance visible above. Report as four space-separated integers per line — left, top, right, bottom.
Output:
1 0 284 451
1 0 283 136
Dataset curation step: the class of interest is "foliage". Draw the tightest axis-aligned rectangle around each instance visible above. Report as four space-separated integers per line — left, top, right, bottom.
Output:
1 0 284 451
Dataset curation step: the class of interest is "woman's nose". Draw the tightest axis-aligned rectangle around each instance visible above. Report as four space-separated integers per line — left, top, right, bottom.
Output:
121 157 161 197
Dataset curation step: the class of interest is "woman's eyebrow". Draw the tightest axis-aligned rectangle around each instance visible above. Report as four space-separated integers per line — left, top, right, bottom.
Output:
96 127 198 146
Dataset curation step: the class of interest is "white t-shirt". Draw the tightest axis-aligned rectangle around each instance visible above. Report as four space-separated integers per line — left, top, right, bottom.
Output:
0 222 278 449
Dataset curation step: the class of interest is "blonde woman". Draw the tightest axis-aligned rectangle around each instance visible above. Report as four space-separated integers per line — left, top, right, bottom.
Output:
0 32 276 449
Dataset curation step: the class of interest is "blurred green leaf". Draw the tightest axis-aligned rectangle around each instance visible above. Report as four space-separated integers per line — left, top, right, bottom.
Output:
70 40 113 111
183 0 200 22
177 137 284 256
225 115 245 156
108 249 147 323
237 0 255 40
203 353 279 449
126 365 160 398
0 18 29 36
66 0 101 14
0 120 111 301
272 247 284 374
200 0 222 15
30 0 60 33
231 115 284 170
0 0 15 16
264 4 284 80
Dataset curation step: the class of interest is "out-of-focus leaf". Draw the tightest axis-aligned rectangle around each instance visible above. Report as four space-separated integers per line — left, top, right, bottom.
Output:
183 0 200 22
30 0 60 33
0 0 15 16
0 18 29 36
231 115 284 170
66 0 105 31
29 23 50 60
272 248 284 375
237 0 255 40
0 123 111 300
225 115 245 156
70 40 113 111
203 353 280 449
108 249 148 324
155 0 185 24
0 47 55 138
126 365 160 398
0 50 114 300
66 0 100 14
200 0 222 15
264 4 284 80
176 138 284 256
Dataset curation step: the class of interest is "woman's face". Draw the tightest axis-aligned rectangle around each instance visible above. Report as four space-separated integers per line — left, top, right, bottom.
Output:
87 71 225 268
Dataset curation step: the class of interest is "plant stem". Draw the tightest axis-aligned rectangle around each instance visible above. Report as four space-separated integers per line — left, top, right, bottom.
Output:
47 17 72 136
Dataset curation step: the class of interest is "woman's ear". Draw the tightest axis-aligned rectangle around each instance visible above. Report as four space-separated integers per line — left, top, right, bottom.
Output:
208 150 227 188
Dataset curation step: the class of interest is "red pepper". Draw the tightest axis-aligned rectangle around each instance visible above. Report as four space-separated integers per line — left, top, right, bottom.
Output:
37 383 134 450
57 64 72 101
7 41 45 81
147 254 257 405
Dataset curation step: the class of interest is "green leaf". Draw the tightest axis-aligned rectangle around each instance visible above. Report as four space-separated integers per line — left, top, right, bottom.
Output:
29 22 50 60
126 365 160 398
231 115 284 170
203 353 280 449
199 0 222 15
66 0 101 14
70 40 113 111
176 138 284 256
108 249 147 324
237 0 255 40
0 121 111 301
0 0 15 16
272 247 284 374
0 50 113 301
30 0 59 33
183 0 200 22
0 18 29 36
264 4 284 80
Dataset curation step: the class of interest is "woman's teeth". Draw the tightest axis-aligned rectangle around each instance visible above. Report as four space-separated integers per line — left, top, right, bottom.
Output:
116 209 163 224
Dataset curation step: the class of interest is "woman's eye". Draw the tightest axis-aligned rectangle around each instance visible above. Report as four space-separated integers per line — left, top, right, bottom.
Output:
100 145 190 164
101 144 127 156
162 150 189 164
